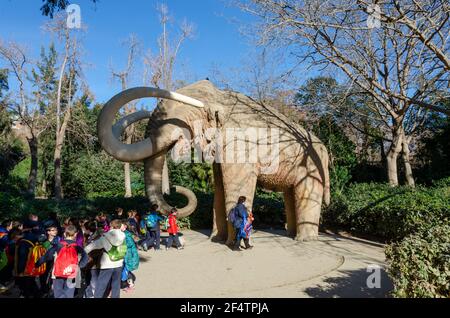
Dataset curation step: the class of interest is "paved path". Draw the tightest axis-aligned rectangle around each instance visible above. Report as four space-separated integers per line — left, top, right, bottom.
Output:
123 229 393 298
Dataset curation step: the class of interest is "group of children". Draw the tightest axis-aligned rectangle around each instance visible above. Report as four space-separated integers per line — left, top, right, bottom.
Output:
0 204 183 298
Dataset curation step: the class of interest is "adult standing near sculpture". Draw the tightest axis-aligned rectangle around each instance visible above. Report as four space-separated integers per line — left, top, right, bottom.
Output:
233 196 253 251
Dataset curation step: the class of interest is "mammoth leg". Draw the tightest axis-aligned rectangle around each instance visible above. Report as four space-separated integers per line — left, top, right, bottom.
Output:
211 163 227 242
221 164 258 246
283 188 296 238
294 176 323 241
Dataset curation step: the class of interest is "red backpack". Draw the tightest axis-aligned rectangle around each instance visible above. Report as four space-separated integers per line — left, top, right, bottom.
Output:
21 240 47 277
53 241 79 278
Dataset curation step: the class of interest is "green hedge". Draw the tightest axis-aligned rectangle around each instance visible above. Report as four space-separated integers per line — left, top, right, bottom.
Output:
321 179 450 298
322 182 450 242
386 224 450 298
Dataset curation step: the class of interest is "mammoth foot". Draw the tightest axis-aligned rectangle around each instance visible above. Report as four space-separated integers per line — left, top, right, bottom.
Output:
295 234 319 242
210 235 227 244
225 238 235 247
295 223 319 242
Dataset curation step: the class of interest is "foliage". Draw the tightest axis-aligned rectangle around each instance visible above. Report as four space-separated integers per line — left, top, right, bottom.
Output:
0 112 24 181
40 0 98 18
7 157 30 189
252 189 284 228
415 109 450 184
0 68 8 97
295 78 358 194
322 182 450 242
61 152 144 198
0 71 24 181
312 115 357 195
386 224 450 298
168 159 213 193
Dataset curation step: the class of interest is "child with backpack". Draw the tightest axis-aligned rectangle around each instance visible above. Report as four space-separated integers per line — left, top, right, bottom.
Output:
84 219 126 298
39 224 61 297
13 220 45 298
0 220 14 293
140 204 165 251
35 225 88 298
121 221 139 292
166 208 183 250
126 210 139 237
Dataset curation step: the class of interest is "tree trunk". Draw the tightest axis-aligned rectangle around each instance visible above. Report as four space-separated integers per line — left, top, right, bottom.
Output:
54 143 63 200
41 160 47 198
54 106 72 200
379 138 387 165
401 135 415 187
123 104 134 198
386 126 403 186
27 137 38 197
124 163 132 198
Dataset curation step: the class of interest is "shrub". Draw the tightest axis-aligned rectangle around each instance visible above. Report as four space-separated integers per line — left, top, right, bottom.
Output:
252 190 284 228
322 182 450 241
64 153 144 198
386 224 450 298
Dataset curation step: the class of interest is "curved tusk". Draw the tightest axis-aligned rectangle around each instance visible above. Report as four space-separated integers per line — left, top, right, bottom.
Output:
98 87 204 162
166 91 204 108
112 110 153 139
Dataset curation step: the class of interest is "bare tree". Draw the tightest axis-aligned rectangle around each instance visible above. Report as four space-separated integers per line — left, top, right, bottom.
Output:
110 34 140 198
143 3 195 90
44 14 83 199
0 41 48 197
236 0 450 186
362 0 450 72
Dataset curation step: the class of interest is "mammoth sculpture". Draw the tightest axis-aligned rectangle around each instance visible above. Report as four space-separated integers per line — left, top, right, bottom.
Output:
97 80 330 244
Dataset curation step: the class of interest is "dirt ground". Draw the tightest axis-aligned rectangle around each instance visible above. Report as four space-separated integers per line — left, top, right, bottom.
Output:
122 229 393 298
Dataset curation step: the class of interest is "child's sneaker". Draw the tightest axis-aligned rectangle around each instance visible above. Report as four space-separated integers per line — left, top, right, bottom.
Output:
177 246 184 250
123 286 134 293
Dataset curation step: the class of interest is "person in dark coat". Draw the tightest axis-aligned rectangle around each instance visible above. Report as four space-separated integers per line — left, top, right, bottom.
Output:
14 220 41 298
233 196 253 251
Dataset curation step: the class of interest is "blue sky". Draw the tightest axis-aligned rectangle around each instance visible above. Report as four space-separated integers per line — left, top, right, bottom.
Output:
0 0 258 103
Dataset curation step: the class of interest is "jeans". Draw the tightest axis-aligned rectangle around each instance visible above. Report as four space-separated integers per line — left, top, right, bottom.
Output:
53 278 76 298
148 229 161 249
166 233 181 249
94 267 122 298
39 264 53 296
84 268 99 298
140 228 161 250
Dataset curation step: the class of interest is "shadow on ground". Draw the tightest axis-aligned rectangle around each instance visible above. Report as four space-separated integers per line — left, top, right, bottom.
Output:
304 268 393 298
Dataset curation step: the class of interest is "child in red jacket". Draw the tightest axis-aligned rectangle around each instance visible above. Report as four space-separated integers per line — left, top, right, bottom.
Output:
165 208 183 250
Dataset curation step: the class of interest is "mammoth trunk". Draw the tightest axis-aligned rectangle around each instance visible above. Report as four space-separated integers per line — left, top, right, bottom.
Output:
144 152 197 218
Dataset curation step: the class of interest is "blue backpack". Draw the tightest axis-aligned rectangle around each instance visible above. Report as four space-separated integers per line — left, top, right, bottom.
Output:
145 214 159 228
227 208 239 228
